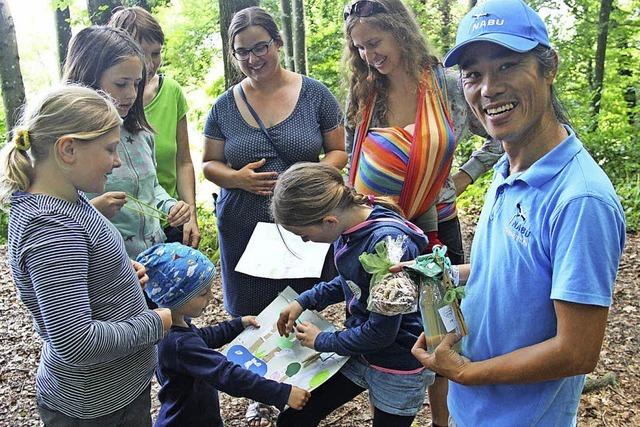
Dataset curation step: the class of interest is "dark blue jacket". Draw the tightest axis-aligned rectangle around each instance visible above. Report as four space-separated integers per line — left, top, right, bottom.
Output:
155 318 291 427
297 206 428 371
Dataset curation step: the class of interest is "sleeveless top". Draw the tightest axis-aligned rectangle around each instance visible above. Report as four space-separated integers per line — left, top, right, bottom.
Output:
349 66 456 221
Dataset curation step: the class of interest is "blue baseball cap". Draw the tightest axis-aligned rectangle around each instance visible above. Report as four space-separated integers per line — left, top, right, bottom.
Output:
136 242 216 309
443 0 550 67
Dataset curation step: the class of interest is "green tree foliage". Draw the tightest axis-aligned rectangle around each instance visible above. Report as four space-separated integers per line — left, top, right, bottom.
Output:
0 102 6 139
291 0 307 74
304 0 343 98
87 0 122 25
151 0 639 233
197 204 220 263
154 0 219 88
542 0 640 229
278 0 295 70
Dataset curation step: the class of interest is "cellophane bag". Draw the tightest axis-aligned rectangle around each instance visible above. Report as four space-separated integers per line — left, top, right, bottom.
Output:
406 245 468 353
359 235 419 316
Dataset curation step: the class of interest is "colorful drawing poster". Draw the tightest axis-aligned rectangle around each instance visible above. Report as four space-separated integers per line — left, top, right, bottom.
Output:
221 287 349 391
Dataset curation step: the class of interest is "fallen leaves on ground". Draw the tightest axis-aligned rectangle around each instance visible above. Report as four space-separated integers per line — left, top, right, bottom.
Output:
0 221 637 426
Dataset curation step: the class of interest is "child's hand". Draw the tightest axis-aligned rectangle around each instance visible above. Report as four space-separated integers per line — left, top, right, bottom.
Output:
241 315 260 329
182 215 201 249
388 260 415 273
277 301 304 337
287 386 310 410
294 322 321 349
131 260 148 288
91 191 127 218
167 201 191 227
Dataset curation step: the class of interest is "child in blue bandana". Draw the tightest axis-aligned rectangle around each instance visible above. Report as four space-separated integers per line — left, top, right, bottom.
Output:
137 243 310 427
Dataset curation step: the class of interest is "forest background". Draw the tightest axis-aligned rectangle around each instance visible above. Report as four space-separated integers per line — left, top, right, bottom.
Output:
0 1 638 425
0 0 639 253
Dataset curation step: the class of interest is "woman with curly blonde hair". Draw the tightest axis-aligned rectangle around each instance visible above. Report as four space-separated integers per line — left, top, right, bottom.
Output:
344 0 440 128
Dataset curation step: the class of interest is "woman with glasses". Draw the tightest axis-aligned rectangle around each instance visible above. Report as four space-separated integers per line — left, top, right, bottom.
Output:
202 7 346 425
341 1 501 426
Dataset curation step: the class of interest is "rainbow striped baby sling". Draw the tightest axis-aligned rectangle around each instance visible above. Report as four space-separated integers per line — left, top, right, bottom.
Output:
348 67 457 221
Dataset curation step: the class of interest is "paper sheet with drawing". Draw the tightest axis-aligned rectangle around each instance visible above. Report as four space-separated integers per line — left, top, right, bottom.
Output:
235 222 330 279
221 287 349 391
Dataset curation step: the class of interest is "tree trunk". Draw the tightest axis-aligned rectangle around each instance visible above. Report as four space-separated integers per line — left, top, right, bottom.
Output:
292 0 306 75
0 0 26 130
218 0 261 89
54 4 72 76
129 0 150 10
590 0 613 129
438 0 452 53
87 0 122 25
279 0 295 71
615 39 637 126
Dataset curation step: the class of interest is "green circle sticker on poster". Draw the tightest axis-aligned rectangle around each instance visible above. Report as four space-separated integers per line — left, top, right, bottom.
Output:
276 335 296 349
309 369 330 389
285 362 301 377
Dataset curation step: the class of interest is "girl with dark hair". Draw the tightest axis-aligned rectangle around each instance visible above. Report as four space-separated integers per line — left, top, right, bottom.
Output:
202 7 346 326
109 7 201 248
63 26 191 259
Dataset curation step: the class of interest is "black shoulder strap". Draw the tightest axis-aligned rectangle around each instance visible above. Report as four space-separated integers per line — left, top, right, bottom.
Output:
237 84 294 166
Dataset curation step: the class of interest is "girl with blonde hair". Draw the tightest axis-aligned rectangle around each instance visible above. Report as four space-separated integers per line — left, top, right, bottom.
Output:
272 162 430 427
0 85 171 425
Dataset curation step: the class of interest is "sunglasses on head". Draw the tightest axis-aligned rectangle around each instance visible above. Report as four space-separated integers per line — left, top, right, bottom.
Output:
343 0 387 21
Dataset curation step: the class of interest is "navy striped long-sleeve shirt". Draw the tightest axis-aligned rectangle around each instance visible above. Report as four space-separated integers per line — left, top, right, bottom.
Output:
8 191 164 419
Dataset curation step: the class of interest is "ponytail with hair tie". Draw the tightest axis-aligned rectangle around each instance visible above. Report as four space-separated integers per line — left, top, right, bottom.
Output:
367 195 376 206
13 129 31 151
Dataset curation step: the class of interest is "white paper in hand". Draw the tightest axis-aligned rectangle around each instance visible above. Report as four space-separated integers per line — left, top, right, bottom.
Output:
235 222 330 279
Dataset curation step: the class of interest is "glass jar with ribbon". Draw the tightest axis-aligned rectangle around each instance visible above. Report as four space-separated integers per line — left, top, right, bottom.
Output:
406 245 468 353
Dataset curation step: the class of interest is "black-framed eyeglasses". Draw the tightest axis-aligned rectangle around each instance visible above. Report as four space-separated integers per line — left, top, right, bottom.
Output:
232 39 274 61
343 0 386 21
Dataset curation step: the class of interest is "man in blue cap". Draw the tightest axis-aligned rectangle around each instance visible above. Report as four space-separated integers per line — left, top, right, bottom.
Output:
410 1 626 426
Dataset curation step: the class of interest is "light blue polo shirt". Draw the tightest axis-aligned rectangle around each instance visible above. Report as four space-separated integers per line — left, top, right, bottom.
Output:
449 127 625 426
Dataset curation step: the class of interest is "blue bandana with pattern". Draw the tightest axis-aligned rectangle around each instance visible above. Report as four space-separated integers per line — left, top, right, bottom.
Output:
136 242 216 309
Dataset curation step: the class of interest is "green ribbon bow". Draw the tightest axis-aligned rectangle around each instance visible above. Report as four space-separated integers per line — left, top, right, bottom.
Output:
359 240 394 286
406 245 449 278
406 245 465 301
443 286 466 304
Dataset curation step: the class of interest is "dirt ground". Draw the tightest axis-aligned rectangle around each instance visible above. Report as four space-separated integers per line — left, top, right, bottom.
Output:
0 219 638 426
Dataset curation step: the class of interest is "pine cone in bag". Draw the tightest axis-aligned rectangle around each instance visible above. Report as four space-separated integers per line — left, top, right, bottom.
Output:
369 271 419 315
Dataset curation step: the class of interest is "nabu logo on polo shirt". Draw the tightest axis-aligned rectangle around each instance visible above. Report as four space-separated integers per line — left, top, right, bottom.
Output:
504 203 532 246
